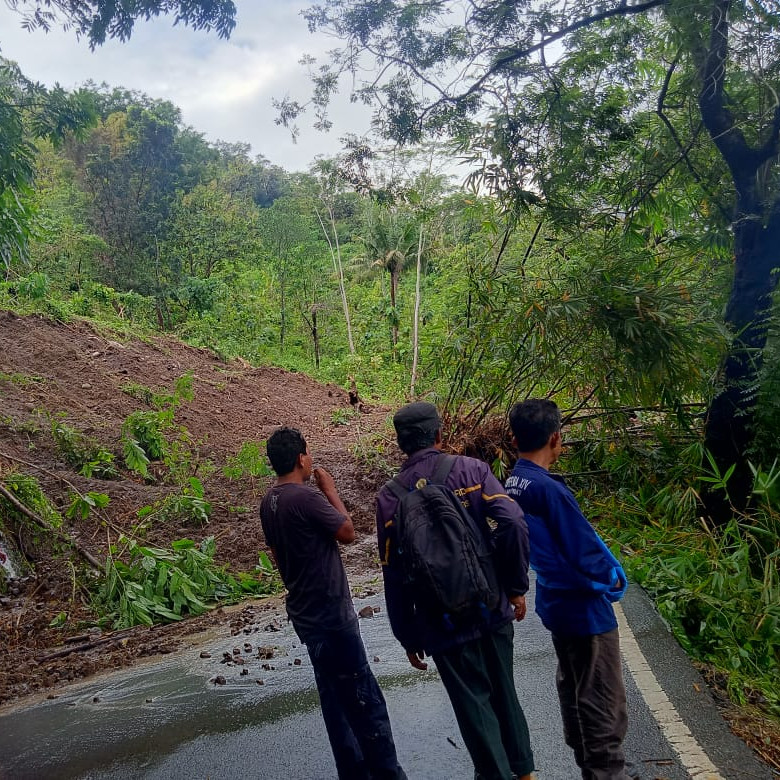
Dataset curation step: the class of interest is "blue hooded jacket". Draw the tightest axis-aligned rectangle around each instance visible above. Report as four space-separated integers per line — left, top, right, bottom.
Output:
505 459 626 636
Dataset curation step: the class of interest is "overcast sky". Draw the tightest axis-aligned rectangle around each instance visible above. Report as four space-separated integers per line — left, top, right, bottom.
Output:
0 0 374 172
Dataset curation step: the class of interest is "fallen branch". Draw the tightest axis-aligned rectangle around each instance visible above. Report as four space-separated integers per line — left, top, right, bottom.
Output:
35 633 130 662
567 403 706 424
0 450 123 536
0 483 103 571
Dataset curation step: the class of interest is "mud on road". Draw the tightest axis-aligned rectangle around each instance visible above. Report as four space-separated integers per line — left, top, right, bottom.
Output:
0 311 398 705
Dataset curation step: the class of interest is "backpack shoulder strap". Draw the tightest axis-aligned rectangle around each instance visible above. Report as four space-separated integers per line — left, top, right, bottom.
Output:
431 453 457 486
384 477 409 502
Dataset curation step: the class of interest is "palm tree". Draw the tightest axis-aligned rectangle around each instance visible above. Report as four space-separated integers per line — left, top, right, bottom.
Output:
360 205 420 351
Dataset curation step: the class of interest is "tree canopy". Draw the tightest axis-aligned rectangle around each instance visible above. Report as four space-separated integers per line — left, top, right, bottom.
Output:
283 0 780 515
4 0 236 47
0 0 236 280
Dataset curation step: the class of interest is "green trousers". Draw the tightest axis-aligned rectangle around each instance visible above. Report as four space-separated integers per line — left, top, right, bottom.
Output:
433 622 535 780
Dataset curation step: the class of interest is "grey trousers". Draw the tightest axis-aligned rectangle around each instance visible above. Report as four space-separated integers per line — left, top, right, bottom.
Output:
551 628 629 780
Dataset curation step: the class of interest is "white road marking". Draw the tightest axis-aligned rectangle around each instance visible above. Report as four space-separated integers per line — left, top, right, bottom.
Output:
614 603 725 779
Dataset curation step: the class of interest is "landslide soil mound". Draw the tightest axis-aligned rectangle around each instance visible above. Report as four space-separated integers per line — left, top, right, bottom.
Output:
0 311 400 705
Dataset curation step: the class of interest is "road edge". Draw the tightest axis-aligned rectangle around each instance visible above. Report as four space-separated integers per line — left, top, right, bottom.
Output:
619 583 775 780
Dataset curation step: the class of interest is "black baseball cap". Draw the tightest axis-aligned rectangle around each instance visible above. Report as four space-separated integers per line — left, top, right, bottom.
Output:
393 402 441 435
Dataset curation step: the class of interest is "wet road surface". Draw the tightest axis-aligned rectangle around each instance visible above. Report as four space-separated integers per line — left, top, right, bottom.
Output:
0 579 772 779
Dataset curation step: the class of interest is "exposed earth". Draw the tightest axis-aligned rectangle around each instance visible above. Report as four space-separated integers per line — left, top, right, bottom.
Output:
1 311 778 773
0 310 397 706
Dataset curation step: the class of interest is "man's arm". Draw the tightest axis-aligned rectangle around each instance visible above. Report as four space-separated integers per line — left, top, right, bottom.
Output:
313 467 356 544
478 466 531 609
547 486 625 595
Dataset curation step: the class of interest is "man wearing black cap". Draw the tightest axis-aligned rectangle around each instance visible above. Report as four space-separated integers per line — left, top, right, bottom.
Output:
376 402 535 780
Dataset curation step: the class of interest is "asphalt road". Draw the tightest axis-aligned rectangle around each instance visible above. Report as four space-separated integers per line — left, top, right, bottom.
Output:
0 578 773 780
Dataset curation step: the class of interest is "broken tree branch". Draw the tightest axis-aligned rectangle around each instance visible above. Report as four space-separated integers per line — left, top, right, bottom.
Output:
0 483 103 571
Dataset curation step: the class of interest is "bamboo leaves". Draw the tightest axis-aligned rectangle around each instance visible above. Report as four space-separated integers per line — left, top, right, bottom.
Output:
99 536 279 629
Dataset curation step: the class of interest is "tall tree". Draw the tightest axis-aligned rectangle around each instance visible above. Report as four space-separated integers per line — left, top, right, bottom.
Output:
165 181 262 283
257 197 318 349
359 204 418 353
0 59 94 274
286 0 780 516
309 159 356 355
68 103 183 294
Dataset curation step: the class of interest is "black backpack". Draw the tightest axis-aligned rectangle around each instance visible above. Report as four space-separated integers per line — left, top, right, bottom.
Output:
385 454 500 628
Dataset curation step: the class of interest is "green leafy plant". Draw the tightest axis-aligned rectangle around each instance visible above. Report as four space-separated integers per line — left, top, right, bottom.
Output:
123 410 167 462
0 372 44 387
620 515 779 716
699 449 736 502
135 478 211 526
257 550 274 575
66 491 110 521
223 441 272 480
97 535 280 629
50 416 119 479
0 472 62 528
569 430 779 719
330 407 358 426
16 272 50 300
121 373 196 481
122 435 151 478
163 477 211 525
48 611 68 628
350 425 397 479
120 382 155 406
750 460 780 511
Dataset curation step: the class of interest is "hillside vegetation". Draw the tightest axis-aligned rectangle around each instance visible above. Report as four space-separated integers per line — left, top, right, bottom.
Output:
1 30 779 766
0 310 393 703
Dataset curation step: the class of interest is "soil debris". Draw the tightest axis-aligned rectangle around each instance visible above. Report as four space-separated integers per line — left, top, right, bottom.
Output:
0 312 399 706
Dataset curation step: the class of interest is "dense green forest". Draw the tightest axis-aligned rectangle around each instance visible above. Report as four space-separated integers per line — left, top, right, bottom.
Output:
0 0 778 733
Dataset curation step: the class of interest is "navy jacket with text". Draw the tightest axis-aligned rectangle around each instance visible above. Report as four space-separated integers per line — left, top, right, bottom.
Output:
505 458 627 637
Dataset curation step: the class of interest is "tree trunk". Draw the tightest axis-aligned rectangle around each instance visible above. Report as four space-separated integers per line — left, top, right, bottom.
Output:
390 264 400 351
279 268 287 349
315 206 355 355
312 307 321 369
695 2 780 520
703 203 780 520
330 209 356 355
410 225 424 399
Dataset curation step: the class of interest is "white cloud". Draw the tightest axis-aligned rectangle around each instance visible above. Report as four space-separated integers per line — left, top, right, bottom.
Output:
0 0 374 171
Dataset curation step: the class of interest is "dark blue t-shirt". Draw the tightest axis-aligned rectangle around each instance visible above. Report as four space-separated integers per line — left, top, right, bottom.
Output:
505 459 626 637
260 482 356 642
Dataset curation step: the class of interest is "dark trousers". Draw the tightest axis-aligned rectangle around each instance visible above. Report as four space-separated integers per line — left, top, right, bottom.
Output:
307 623 406 780
433 623 535 780
552 628 629 780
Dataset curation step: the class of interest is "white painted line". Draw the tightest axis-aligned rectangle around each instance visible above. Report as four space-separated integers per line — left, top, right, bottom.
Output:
614 602 725 780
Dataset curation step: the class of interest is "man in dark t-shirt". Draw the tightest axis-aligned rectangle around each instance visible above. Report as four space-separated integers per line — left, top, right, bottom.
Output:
260 426 406 780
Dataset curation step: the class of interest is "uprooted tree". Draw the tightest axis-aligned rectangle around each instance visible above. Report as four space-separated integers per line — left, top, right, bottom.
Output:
281 0 780 518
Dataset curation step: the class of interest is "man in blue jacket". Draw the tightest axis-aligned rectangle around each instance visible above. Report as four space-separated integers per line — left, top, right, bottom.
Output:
505 399 629 780
376 402 534 780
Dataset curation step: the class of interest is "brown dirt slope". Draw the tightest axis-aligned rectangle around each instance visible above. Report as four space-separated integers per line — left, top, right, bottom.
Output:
0 311 398 704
